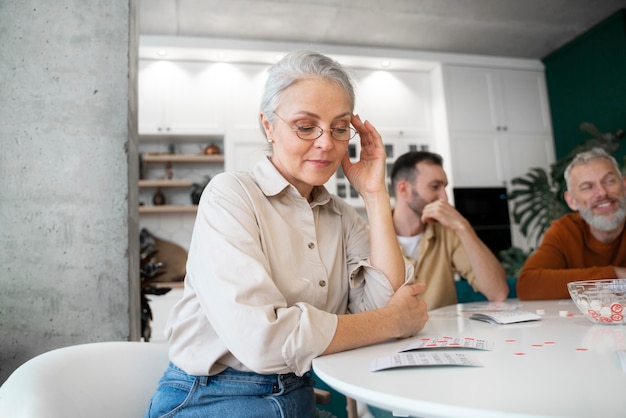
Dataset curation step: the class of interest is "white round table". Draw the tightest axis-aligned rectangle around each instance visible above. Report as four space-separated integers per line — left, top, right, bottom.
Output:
313 299 626 418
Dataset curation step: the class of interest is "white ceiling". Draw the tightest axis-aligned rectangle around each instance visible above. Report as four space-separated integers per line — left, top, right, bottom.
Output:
140 0 626 59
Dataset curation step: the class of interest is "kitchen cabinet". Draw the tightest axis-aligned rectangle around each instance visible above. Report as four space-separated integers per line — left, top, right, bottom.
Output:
351 69 433 133
443 65 552 135
443 64 555 250
449 132 554 188
138 61 227 134
221 63 269 130
443 64 555 188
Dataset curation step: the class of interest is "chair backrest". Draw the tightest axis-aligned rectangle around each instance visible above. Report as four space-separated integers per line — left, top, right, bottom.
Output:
0 341 169 418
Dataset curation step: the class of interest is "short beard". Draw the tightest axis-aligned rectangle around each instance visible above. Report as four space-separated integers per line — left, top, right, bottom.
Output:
407 189 428 218
579 196 626 231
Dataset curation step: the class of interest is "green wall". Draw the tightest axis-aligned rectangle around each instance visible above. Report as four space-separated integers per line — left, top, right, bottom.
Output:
542 9 626 162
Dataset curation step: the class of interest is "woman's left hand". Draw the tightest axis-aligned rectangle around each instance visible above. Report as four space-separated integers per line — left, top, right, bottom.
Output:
341 114 387 197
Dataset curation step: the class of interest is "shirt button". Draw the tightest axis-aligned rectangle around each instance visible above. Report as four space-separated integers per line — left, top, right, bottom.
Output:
308 242 315 249
319 280 326 287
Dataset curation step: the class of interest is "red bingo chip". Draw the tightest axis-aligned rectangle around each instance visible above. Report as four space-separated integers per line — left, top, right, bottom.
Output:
611 313 623 322
610 303 623 313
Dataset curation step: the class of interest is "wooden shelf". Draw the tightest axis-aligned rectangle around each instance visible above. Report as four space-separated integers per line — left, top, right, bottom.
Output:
139 205 198 214
142 154 224 163
139 179 194 188
152 281 184 289
139 134 224 143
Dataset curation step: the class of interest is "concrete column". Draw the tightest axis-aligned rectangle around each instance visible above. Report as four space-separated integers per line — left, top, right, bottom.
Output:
0 0 139 383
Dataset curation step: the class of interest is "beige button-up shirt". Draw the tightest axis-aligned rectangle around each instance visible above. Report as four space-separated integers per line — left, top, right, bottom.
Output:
408 222 477 311
166 158 412 377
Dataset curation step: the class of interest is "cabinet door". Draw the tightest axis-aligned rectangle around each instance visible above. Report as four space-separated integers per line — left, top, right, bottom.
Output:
443 66 501 132
449 133 505 187
138 60 227 135
449 132 554 188
443 65 552 135
138 60 169 133
224 63 268 130
352 69 433 133
164 61 225 134
502 134 555 182
498 69 552 134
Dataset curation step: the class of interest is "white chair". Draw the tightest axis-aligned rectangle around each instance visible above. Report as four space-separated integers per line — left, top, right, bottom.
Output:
0 341 168 418
0 341 335 418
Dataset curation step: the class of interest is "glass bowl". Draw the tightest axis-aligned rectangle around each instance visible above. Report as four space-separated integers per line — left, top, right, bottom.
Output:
567 279 626 325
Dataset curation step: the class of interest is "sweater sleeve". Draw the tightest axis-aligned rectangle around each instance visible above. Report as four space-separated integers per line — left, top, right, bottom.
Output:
517 216 618 300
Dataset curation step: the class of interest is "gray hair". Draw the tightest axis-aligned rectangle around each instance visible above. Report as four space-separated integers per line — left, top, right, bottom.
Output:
564 147 621 191
258 50 355 138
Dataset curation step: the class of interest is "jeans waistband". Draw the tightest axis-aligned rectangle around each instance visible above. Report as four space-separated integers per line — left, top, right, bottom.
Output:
167 362 310 395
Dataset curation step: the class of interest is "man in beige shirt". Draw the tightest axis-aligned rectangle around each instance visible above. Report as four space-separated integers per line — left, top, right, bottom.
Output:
391 151 509 310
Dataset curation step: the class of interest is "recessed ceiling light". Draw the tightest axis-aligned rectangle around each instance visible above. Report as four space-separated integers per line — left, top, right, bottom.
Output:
381 60 390 68
157 49 167 57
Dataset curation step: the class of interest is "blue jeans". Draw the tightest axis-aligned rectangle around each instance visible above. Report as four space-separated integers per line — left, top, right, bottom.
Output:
144 363 317 418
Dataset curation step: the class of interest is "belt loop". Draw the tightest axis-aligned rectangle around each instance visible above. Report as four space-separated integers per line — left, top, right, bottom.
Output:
273 373 282 394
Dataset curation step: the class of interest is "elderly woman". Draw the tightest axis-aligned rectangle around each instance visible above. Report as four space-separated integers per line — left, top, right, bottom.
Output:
144 50 428 418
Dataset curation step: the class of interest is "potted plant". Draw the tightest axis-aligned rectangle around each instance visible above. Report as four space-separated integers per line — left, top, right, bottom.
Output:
500 123 624 271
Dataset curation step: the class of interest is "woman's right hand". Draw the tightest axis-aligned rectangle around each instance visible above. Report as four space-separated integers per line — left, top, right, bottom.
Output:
340 115 388 199
386 282 429 339
323 282 429 355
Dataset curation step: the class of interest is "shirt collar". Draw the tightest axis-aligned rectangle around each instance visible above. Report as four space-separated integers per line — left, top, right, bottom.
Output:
253 157 342 215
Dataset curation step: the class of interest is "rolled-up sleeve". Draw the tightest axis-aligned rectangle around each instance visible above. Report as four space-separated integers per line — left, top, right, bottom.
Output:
347 257 414 314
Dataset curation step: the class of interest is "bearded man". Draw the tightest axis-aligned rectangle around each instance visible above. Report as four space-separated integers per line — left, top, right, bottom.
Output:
517 147 626 300
390 151 508 310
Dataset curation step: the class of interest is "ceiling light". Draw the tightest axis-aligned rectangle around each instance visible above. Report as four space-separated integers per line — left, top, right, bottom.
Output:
157 49 167 57
381 60 390 68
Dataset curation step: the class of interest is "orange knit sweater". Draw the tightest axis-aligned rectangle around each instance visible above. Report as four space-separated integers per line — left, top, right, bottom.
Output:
517 213 626 300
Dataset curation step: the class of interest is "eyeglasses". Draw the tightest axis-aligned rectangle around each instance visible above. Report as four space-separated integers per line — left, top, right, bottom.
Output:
273 112 358 141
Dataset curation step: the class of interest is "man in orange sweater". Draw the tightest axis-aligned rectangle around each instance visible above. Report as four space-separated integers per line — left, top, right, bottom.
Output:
517 148 626 300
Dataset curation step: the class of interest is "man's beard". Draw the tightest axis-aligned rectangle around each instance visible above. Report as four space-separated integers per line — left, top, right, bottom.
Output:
407 189 429 218
579 196 626 231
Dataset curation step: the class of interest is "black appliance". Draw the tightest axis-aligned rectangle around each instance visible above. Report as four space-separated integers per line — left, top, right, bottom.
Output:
452 187 512 257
